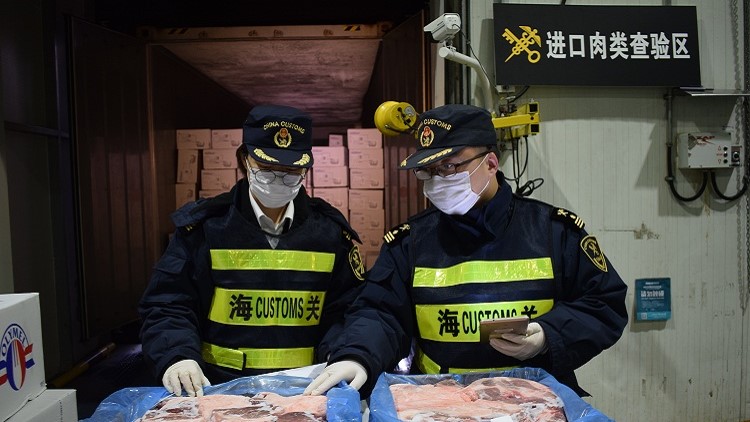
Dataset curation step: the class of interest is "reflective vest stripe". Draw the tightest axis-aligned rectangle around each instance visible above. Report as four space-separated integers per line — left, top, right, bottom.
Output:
210 249 336 272
412 257 554 288
202 342 314 371
209 288 326 326
415 299 554 342
415 348 519 374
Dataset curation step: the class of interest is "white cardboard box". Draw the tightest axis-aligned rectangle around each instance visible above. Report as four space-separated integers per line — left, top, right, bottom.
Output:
349 189 384 210
348 148 383 169
211 129 243 149
313 187 348 216
349 168 384 189
312 166 348 187
176 129 211 149
311 146 347 167
347 128 382 149
0 293 46 422
202 148 238 169
7 389 77 422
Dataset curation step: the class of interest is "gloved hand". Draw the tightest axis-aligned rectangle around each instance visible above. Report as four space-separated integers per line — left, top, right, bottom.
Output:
162 359 211 397
303 360 367 396
489 322 548 361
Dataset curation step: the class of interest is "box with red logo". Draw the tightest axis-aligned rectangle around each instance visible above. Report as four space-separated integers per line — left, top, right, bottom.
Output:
0 293 46 421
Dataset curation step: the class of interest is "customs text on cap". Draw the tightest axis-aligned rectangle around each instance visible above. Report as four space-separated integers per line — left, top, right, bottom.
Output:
399 104 497 169
243 104 314 168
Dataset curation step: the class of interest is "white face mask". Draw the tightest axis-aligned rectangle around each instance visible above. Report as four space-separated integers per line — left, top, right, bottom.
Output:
249 177 301 208
423 154 490 215
245 158 302 208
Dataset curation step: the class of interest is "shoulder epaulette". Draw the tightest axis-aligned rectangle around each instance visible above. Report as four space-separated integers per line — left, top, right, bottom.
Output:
383 222 411 244
309 197 361 243
550 207 585 231
171 192 233 232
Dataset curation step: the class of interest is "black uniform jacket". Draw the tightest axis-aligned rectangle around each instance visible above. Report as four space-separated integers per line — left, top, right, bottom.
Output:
327 174 628 397
139 178 365 383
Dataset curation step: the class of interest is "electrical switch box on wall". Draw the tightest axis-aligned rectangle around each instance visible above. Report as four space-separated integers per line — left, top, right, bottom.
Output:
677 132 742 169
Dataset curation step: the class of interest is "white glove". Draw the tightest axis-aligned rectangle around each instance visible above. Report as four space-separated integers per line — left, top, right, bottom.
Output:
303 360 368 396
489 322 548 361
162 359 211 397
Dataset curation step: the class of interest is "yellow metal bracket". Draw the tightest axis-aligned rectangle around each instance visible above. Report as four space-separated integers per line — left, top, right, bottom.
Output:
493 102 540 141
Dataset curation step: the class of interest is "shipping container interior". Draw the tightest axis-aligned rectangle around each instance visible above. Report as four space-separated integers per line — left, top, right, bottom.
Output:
2 0 750 421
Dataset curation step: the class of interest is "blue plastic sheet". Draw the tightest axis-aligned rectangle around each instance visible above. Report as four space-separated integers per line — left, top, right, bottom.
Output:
368 368 613 422
81 375 361 422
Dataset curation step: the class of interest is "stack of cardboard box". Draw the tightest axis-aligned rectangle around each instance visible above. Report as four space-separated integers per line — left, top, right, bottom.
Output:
175 129 244 210
1 293 77 422
346 128 385 268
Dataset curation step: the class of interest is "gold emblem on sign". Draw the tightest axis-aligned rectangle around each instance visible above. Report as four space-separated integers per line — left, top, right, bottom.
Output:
502 26 542 63
420 126 435 147
274 128 292 148
581 235 608 272
348 245 365 281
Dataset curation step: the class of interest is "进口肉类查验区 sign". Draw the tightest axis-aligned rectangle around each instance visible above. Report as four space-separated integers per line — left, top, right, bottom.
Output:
493 4 700 87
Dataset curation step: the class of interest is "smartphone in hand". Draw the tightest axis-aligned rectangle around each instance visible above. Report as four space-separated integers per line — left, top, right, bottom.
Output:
479 316 530 343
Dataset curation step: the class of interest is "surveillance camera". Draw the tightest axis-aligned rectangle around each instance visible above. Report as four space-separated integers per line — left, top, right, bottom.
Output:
424 13 461 42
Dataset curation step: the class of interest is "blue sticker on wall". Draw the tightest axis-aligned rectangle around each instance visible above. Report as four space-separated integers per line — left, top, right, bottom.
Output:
635 278 671 321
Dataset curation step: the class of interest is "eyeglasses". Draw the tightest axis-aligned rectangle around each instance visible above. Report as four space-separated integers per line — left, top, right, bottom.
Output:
413 151 490 180
248 167 306 186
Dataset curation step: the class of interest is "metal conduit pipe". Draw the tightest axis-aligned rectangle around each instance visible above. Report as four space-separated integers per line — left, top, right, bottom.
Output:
439 46 495 113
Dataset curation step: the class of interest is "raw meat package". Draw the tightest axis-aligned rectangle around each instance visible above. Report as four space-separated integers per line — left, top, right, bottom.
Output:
137 392 327 421
368 368 613 422
81 374 361 422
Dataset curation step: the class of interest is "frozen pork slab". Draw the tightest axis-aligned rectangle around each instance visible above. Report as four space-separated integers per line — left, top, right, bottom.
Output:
137 393 327 421
389 377 567 421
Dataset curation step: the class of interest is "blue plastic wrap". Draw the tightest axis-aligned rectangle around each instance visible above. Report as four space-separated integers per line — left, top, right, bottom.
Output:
368 368 613 422
81 375 361 422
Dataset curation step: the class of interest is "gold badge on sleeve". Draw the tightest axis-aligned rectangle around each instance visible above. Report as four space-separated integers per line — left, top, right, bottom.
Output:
580 235 608 272
348 245 365 281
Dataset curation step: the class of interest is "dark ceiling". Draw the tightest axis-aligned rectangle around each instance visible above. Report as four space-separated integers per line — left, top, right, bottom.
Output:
93 0 429 35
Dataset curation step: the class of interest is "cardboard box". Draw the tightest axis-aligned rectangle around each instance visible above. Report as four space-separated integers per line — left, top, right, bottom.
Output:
313 188 348 215
358 228 385 251
0 293 46 422
176 129 211 149
348 148 383 168
203 149 238 169
313 166 348 187
328 133 344 146
201 169 236 191
7 389 76 422
211 129 243 149
176 149 199 184
347 128 382 149
349 168 384 189
175 184 196 209
311 146 347 167
349 208 385 232
349 189 384 210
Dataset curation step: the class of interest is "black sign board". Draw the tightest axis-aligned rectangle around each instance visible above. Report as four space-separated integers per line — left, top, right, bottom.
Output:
493 4 701 87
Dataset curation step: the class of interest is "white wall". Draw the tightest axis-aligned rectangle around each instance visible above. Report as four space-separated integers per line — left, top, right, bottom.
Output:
460 1 748 420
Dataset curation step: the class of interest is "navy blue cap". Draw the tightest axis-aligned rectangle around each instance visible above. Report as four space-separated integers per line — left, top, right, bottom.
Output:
399 104 497 169
243 104 314 168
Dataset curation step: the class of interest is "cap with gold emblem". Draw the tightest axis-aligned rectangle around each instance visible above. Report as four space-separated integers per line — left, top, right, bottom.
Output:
399 104 497 169
243 104 314 168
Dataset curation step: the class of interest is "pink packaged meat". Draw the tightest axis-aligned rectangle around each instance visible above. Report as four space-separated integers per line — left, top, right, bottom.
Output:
137 392 328 421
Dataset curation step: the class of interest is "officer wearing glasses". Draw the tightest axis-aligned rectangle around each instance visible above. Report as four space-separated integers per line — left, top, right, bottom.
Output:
305 103 628 398
139 104 366 397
